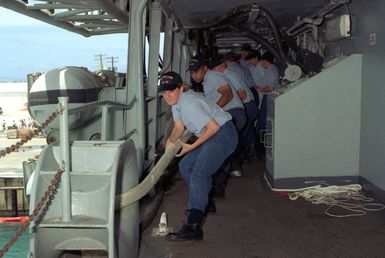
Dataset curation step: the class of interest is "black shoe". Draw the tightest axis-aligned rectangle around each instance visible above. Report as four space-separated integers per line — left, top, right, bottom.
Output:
244 148 258 162
165 224 203 242
212 185 225 199
205 199 216 214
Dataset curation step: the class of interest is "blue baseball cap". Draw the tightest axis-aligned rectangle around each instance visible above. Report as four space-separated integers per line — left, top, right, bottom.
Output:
159 71 183 91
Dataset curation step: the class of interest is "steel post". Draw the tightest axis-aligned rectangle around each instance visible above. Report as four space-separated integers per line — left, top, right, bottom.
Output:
147 1 162 165
58 97 72 222
126 0 148 171
101 103 109 140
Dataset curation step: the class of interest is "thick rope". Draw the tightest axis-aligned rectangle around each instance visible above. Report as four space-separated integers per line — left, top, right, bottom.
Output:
115 131 191 209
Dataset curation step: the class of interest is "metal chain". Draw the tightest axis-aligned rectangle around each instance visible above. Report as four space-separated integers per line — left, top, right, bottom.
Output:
0 109 62 257
0 168 63 257
0 109 60 159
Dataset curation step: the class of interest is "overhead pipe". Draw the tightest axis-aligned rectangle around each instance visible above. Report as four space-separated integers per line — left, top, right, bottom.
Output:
230 23 282 62
182 3 290 63
191 3 254 29
287 0 351 34
258 7 290 64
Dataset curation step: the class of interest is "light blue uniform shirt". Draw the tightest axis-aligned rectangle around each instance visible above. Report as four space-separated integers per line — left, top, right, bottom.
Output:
249 63 265 88
225 65 254 104
172 90 232 137
203 70 244 111
236 59 255 88
262 64 279 89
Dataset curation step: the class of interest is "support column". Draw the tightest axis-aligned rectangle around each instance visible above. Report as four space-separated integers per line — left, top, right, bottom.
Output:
126 0 148 171
160 18 173 74
172 33 182 73
147 1 162 165
59 97 71 222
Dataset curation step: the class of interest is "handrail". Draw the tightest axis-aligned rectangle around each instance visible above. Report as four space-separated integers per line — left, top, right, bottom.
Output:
0 186 24 190
65 97 137 141
67 98 136 115
118 129 137 141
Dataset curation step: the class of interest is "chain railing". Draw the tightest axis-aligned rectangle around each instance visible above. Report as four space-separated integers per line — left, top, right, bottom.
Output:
0 168 63 257
0 108 61 257
0 109 60 159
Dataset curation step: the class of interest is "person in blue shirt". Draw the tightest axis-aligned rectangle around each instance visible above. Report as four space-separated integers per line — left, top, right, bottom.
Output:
239 43 252 72
189 55 246 131
160 71 238 242
224 52 259 162
245 50 265 96
255 51 279 157
189 55 246 195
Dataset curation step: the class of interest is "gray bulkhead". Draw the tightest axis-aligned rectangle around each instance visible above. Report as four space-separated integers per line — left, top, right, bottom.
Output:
267 0 385 202
1 0 385 257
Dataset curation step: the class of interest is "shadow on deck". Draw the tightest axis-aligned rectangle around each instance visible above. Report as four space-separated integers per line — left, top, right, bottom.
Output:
139 159 385 258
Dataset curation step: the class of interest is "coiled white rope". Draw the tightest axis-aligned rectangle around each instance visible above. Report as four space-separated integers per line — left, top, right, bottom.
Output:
264 174 385 218
293 184 385 217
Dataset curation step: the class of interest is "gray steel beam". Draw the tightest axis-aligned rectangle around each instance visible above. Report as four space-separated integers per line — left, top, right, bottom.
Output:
171 34 182 73
159 18 173 74
126 0 148 171
0 0 130 36
58 97 72 222
0 0 91 37
147 1 163 165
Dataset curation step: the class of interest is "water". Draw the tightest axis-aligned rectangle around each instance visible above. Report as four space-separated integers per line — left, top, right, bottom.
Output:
0 224 29 258
0 82 30 257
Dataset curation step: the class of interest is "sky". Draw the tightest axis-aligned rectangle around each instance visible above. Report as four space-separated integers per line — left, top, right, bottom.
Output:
0 7 129 82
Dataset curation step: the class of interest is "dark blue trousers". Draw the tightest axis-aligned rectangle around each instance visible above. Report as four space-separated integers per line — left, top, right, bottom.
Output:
178 121 238 211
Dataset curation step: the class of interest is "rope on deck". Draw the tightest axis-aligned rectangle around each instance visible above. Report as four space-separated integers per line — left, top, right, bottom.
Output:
264 174 385 217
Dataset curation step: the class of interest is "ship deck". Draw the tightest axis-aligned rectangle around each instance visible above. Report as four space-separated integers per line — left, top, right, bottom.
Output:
139 158 385 258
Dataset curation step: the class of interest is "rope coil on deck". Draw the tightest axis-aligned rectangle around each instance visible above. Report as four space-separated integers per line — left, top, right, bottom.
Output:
264 174 385 217
292 184 385 218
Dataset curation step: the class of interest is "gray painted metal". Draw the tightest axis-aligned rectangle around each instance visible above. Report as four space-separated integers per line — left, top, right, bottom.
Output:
0 0 332 35
158 19 174 147
101 103 109 141
171 35 182 74
7 0 385 256
146 1 163 166
0 0 129 36
126 0 148 171
58 97 72 222
359 0 385 193
314 0 385 197
169 0 330 29
28 140 140 257
266 54 362 188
